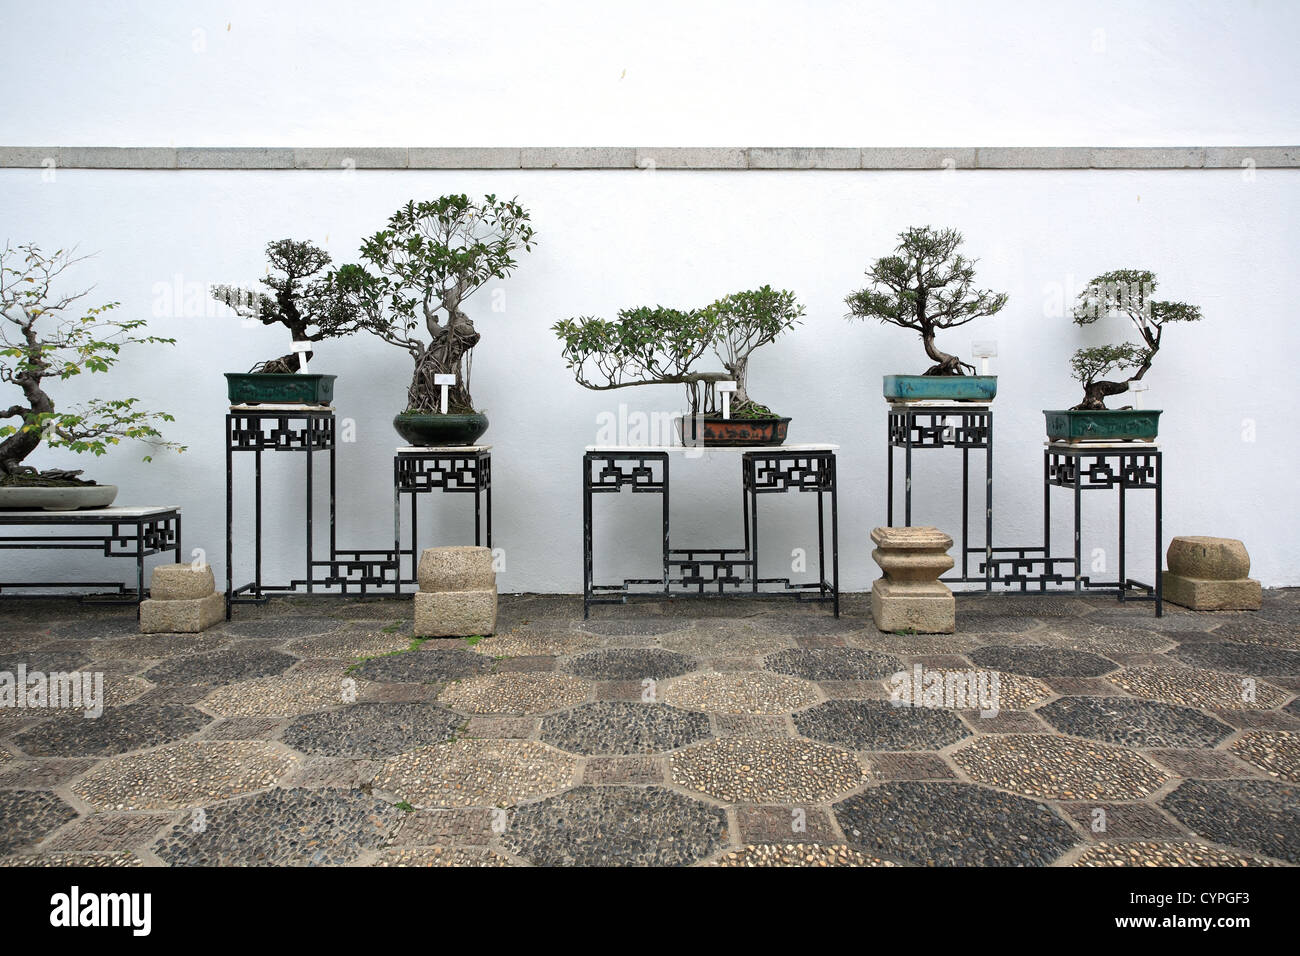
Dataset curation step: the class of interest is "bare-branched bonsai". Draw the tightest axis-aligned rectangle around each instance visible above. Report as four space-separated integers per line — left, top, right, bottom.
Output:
0 243 183 485
210 239 362 373
1068 269 1201 410
554 287 803 418
337 195 535 413
845 226 1008 375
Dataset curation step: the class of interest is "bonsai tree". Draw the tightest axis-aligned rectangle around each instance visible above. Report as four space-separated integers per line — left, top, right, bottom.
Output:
1068 269 1201 410
336 195 536 413
210 239 362 373
702 286 803 416
845 226 1008 375
0 243 183 485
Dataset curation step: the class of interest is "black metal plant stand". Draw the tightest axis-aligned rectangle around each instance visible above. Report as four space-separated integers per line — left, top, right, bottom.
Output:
886 404 993 589
0 506 182 609
393 446 492 588
583 445 839 619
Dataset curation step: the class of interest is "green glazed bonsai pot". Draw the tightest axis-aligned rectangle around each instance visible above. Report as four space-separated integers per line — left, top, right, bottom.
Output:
226 372 336 406
393 412 489 446
883 374 997 402
1044 409 1162 443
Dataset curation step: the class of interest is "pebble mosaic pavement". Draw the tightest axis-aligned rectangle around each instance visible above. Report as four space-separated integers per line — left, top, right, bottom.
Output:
0 591 1295 866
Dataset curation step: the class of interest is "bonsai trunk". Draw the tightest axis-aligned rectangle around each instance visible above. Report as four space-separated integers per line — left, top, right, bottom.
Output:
408 304 480 412
723 359 750 405
921 332 973 376
1073 379 1133 411
0 376 53 477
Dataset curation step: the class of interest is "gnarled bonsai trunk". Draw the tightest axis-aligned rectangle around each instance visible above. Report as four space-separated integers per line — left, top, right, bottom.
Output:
407 302 480 412
922 332 973 376
0 366 54 477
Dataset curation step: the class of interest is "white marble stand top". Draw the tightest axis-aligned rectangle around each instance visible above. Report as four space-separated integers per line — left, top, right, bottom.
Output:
229 404 334 412
396 445 492 453
0 505 181 519
887 400 992 410
586 443 838 454
1046 441 1160 451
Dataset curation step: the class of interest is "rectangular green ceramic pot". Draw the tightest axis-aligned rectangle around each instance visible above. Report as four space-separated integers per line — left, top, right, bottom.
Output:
1043 409 1162 442
883 374 998 402
225 373 336 406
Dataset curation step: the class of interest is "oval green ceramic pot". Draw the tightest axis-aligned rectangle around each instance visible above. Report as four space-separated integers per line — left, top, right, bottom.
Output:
392 412 489 447
1043 409 1162 443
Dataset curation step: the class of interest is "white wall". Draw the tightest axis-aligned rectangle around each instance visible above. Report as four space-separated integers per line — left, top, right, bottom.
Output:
2 165 1297 590
1 0 1297 592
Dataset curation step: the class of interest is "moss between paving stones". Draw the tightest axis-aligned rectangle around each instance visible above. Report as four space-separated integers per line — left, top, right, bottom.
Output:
1228 731 1300 782
1037 696 1234 749
72 741 296 811
953 734 1168 800
1171 641 1300 676
1161 779 1300 863
282 703 464 758
0 789 78 854
143 648 296 686
662 671 820 715
670 737 864 803
563 648 697 680
712 844 896 867
351 646 491 684
765 647 903 681
374 738 578 808
1073 841 1278 867
14 704 211 757
539 701 711 755
968 644 1117 678
501 785 729 866
834 782 1077 866
152 787 400 866
793 699 971 751
438 672 591 715
1106 663 1289 710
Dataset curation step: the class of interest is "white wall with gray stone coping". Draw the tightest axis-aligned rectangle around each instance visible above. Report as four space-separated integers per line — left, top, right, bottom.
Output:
2 163 1296 591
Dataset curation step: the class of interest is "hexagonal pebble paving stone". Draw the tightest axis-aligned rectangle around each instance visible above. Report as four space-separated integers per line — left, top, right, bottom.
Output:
0 789 78 854
72 741 296 810
1037 626 1177 655
281 702 465 758
890 667 1052 711
1209 616 1300 649
1073 841 1279 867
220 616 342 640
0 651 90 675
579 618 689 637
562 648 696 681
711 844 897 867
352 646 492 684
662 671 820 715
968 644 1117 678
152 787 401 866
501 786 729 866
14 704 211 757
199 668 359 718
539 702 711 755
959 595 1089 619
953 734 1168 800
286 629 414 660
373 846 515 866
948 614 1042 635
857 632 983 655
1038 696 1234 749
793 700 970 751
1106 663 1289 710
373 739 578 808
1172 642 1300 676
439 672 590 715
88 633 231 661
658 622 795 656
670 738 864 803
0 851 141 867
749 615 869 637
143 648 296 686
0 673 151 730
1229 731 1300 782
1162 779 1300 864
765 648 903 681
836 782 1077 866
51 615 142 640
468 628 600 658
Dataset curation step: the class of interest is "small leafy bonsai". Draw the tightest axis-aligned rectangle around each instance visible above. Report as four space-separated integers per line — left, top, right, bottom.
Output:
211 239 362 373
845 226 1008 375
555 287 803 418
1069 269 1201 410
0 243 183 486
336 195 536 413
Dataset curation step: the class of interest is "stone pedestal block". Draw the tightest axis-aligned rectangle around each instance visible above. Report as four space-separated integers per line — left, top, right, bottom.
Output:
140 592 225 633
417 547 496 592
870 526 955 634
1164 536 1261 611
150 563 216 601
414 588 498 638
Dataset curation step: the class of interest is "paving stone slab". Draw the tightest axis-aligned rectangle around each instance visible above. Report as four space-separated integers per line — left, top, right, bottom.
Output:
794 699 970 751
152 787 400 866
766 648 904 681
540 701 710 755
563 648 697 680
658 624 795 656
14 704 210 757
199 668 358 718
391 808 494 846
73 741 296 810
834 782 1077 867
469 628 599 658
714 714 791 738
501 786 729 867
439 673 590 715
863 752 958 781
220 617 342 640
352 646 492 684
1172 641 1300 676
953 734 1168 800
0 789 77 853
200 717 284 741
493 655 556 673
282 702 465 758
0 851 141 867
285 756 383 789
1229 731 1300 782
968 644 1116 677
1147 748 1258 779
663 671 820 715
90 633 230 661
1057 801 1188 840
1162 779 1300 863
713 844 895 866
374 739 578 807
1073 841 1279 866
1107 663 1288 710
44 813 176 852
374 846 515 866
671 737 863 803
582 755 664 785
1211 617 1300 649
287 630 414 660
1038 696 1233 749
734 805 840 844
579 618 689 637
143 648 296 686
0 756 96 788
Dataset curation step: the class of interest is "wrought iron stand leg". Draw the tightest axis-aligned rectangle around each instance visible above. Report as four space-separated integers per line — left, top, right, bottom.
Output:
1118 463 1127 604
887 419 894 526
662 456 671 598
305 418 314 594
226 418 233 619
1043 450 1050 590
817 478 826 599
831 455 840 618
582 454 592 620
749 460 759 594
1155 452 1163 617
904 413 913 527
961 446 969 581
985 413 994 592
475 482 482 547
1073 458 1083 594
392 463 401 595
486 457 493 550
135 521 145 617
255 445 263 602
